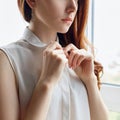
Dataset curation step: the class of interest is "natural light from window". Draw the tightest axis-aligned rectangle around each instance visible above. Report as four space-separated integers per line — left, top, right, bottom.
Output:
94 0 120 85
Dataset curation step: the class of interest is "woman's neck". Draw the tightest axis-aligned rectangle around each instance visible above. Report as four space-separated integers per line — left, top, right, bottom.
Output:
29 21 57 44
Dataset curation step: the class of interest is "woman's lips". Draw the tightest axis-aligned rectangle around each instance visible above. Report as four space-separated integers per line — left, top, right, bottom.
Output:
61 18 73 23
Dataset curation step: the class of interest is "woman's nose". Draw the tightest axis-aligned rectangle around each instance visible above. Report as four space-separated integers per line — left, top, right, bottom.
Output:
65 0 78 14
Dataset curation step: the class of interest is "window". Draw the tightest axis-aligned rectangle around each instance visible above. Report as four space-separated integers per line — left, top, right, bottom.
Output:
88 0 120 119
94 0 120 85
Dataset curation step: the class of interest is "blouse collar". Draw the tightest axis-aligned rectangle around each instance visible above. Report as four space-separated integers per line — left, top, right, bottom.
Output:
21 27 59 47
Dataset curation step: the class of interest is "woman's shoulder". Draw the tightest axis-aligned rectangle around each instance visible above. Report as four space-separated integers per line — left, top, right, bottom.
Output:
0 39 27 49
0 49 15 78
0 39 32 57
0 49 8 63
0 40 31 70
0 48 15 73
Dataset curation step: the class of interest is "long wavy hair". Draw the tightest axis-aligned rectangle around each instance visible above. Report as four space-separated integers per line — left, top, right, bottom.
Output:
17 0 103 89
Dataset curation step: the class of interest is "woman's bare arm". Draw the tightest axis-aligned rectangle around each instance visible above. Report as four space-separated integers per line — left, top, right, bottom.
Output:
0 50 54 120
85 76 109 120
64 44 109 120
25 42 67 120
0 42 67 120
0 50 19 120
24 80 55 120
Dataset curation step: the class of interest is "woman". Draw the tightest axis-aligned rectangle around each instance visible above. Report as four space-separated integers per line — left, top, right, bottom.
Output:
0 0 109 120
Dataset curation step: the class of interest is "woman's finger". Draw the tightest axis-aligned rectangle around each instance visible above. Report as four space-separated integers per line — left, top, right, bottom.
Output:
68 50 76 68
47 41 62 51
44 42 62 55
72 53 80 69
63 44 77 55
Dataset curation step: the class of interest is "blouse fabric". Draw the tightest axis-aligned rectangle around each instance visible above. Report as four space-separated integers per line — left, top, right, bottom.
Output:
0 28 90 120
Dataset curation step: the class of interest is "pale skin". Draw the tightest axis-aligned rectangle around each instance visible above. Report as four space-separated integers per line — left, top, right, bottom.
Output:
0 0 109 120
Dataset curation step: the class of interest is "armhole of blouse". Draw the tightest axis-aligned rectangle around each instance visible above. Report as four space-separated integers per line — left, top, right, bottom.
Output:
0 48 19 95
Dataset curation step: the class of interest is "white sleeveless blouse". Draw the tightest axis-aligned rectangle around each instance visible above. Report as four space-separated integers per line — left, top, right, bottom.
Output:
0 28 90 120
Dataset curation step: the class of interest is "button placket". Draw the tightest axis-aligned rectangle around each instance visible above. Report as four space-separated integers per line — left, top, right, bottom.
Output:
61 67 70 120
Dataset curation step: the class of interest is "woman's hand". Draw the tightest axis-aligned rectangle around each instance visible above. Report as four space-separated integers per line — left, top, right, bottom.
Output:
64 44 95 84
64 44 109 120
40 41 68 86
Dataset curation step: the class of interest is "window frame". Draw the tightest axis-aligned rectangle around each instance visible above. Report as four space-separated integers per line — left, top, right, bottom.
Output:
88 0 120 112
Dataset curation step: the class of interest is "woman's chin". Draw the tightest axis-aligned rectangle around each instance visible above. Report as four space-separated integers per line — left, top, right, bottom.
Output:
58 27 70 34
